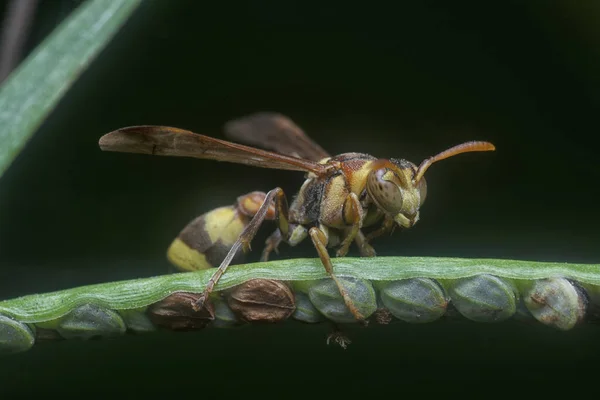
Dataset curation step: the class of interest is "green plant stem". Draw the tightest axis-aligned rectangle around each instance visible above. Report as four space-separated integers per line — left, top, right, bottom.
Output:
0 256 598 323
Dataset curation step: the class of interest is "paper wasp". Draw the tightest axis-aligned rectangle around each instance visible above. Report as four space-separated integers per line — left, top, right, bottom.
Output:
99 112 495 322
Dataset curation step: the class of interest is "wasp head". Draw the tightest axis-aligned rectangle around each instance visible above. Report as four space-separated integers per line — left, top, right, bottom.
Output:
366 160 425 228
366 141 495 229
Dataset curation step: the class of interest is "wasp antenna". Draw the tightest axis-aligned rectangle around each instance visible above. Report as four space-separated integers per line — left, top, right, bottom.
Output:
413 141 495 184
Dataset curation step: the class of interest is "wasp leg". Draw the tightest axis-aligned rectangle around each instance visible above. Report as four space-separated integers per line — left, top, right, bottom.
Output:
365 216 395 243
194 187 289 311
262 222 310 261
336 193 364 257
354 231 376 257
309 226 366 323
261 230 282 262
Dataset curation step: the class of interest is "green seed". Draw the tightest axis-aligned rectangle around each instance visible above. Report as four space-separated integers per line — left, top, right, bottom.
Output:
308 277 377 323
35 328 64 342
211 295 240 328
379 278 448 323
522 278 586 330
0 314 35 355
292 291 325 324
513 298 536 322
446 274 517 322
57 304 127 340
119 308 156 333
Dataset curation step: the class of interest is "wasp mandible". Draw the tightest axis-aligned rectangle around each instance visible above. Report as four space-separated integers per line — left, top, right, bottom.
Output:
99 113 495 322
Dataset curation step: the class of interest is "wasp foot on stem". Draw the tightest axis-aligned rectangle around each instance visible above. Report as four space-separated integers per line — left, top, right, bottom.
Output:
192 293 208 312
359 243 376 257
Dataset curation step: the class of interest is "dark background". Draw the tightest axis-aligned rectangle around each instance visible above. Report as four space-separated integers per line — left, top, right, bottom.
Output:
1 0 599 395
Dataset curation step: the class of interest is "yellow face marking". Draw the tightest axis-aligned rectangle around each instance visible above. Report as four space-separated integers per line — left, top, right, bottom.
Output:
167 238 212 271
204 207 245 246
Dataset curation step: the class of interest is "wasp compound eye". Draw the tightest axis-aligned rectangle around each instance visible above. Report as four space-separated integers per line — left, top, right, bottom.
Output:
367 168 404 215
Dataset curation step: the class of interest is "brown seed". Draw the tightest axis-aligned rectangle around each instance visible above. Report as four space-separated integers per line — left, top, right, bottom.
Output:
374 308 392 325
227 279 296 323
147 292 215 331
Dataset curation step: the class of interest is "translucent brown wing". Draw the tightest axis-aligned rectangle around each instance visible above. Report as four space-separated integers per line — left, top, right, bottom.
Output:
98 125 328 174
223 112 330 161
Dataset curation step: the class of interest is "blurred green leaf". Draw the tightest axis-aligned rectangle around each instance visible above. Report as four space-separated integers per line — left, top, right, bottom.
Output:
0 0 142 178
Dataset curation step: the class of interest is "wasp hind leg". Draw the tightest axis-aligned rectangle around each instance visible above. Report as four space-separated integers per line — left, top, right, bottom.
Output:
193 187 289 311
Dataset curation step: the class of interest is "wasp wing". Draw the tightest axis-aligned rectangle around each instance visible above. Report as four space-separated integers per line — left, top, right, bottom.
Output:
98 125 328 174
223 112 330 161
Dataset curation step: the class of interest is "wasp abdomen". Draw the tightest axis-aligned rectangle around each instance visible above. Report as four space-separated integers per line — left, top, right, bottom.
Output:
167 192 275 272
167 206 247 272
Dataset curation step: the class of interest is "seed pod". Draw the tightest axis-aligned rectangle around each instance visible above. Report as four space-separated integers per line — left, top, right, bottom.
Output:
379 278 448 323
57 304 127 340
513 298 536 323
35 328 64 342
446 274 517 322
0 314 35 355
227 279 295 323
579 283 600 322
147 292 214 331
522 278 586 330
308 277 377 323
119 308 156 333
211 295 240 328
292 291 325 324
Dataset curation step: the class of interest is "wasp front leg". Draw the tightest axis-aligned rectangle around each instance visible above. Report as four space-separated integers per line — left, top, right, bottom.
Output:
336 193 364 257
365 216 395 243
354 231 376 258
349 216 395 259
194 187 289 311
